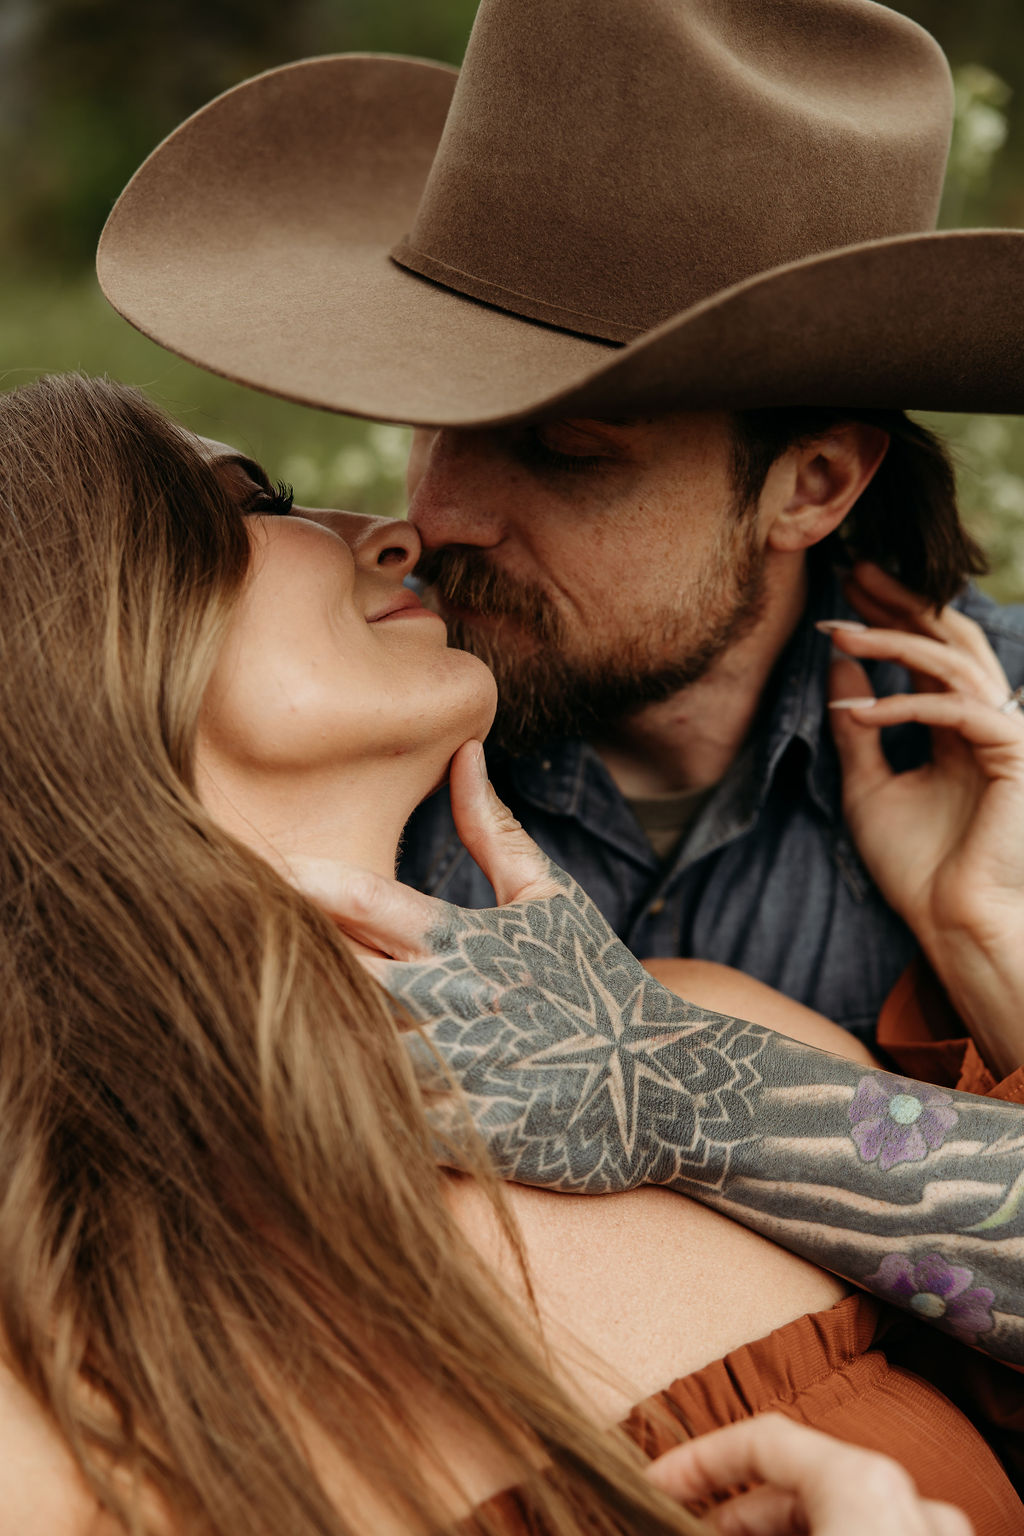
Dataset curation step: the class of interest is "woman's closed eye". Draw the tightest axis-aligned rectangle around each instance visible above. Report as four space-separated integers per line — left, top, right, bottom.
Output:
249 479 294 516
215 451 295 517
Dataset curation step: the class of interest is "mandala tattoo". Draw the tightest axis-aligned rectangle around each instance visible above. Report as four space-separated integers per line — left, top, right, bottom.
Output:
388 868 770 1193
388 860 1024 1367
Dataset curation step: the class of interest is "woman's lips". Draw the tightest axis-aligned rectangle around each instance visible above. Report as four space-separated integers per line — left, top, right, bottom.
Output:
368 590 444 622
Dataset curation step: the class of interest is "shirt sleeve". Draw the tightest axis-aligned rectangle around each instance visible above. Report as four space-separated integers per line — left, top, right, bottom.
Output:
876 956 1024 1104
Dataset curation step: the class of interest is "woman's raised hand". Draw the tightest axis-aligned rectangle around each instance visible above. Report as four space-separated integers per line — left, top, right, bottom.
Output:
647 1416 972 1536
825 562 1024 1075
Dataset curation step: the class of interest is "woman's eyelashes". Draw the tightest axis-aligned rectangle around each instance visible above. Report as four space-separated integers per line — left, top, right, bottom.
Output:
246 476 295 516
219 451 296 517
254 480 295 516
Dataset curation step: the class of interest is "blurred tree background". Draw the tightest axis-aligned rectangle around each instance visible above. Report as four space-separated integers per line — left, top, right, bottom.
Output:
2 0 1024 585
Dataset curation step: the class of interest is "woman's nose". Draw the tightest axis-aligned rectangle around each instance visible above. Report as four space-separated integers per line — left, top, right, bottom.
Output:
350 514 422 578
296 508 422 578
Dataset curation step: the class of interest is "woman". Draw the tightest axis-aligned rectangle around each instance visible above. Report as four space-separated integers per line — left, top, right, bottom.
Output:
0 374 1009 1534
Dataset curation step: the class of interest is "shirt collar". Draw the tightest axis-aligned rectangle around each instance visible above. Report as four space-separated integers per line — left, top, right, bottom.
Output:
759 547 852 824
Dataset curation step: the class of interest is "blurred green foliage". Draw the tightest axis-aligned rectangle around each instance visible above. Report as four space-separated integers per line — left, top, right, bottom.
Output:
0 274 414 517
3 0 1024 585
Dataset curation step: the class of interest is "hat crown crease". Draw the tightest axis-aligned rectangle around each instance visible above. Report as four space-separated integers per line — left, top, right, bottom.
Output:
391 0 954 342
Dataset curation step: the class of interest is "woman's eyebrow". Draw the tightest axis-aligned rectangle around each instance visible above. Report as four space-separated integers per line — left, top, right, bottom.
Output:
221 453 273 491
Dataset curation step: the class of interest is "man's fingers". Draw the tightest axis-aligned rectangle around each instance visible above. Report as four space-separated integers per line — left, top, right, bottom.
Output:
448 741 564 904
284 856 453 961
282 739 570 969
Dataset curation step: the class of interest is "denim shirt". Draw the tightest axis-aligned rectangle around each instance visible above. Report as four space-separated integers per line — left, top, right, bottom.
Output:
399 565 1024 1040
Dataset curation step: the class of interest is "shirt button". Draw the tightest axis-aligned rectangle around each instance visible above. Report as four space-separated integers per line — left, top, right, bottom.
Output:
648 898 666 915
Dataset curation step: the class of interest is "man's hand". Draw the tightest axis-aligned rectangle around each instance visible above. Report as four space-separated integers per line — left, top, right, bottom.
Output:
290 741 1024 1367
288 741 763 1191
286 741 563 964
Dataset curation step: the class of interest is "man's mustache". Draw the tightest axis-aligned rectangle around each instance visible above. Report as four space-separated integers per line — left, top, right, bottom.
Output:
415 548 558 635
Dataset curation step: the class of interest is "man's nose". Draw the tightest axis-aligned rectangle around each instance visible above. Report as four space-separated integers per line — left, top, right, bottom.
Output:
297 507 421 578
406 428 507 550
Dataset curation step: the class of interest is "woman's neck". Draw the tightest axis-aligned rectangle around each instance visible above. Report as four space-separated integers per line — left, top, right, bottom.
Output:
195 752 436 880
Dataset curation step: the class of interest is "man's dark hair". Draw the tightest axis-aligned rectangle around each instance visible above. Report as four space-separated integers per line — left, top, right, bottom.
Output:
730 409 987 608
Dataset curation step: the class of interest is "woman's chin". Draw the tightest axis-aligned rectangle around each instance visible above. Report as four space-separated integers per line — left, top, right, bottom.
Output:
441 649 499 748
418 707 498 806
472 693 499 748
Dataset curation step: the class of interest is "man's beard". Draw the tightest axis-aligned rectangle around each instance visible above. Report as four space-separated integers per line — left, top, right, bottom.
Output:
415 525 767 755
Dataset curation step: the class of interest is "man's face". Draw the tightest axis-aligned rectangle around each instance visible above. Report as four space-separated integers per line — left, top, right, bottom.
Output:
407 411 767 752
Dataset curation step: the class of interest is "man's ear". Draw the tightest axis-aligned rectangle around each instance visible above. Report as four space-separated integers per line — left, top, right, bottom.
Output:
763 423 889 554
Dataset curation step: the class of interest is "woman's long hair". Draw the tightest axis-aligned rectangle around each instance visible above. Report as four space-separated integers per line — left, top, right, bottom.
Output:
0 375 704 1535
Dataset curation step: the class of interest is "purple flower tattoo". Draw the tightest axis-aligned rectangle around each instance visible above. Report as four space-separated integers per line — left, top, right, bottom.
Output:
867 1253 995 1343
848 1074 958 1170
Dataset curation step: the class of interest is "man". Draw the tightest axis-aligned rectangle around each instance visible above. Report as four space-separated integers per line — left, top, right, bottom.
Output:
400 407 1008 1039
96 0 1024 1040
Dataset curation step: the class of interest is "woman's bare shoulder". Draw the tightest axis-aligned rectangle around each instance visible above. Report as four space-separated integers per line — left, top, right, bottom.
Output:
445 1173 849 1426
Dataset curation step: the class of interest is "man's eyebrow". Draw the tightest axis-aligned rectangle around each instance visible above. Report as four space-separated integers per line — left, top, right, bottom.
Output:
560 415 644 430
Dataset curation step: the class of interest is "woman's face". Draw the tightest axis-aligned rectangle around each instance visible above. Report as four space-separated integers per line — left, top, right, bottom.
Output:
197 440 498 785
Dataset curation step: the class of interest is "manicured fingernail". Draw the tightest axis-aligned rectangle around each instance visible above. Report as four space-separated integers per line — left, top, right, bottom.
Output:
816 619 867 634
828 697 877 710
473 741 487 779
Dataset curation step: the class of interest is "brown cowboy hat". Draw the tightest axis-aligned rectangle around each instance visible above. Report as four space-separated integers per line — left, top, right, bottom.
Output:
97 0 1024 427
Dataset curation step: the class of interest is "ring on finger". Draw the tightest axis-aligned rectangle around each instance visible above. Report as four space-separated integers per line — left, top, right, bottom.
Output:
998 683 1024 715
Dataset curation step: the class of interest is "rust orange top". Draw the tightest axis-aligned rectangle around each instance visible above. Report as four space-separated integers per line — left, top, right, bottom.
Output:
468 1291 1021 1533
877 955 1024 1104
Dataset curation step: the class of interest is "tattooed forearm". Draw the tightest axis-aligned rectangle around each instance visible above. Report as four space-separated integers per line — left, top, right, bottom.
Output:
389 861 1024 1367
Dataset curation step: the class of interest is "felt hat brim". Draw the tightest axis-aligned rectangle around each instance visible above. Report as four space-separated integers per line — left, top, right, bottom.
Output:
98 55 1024 426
